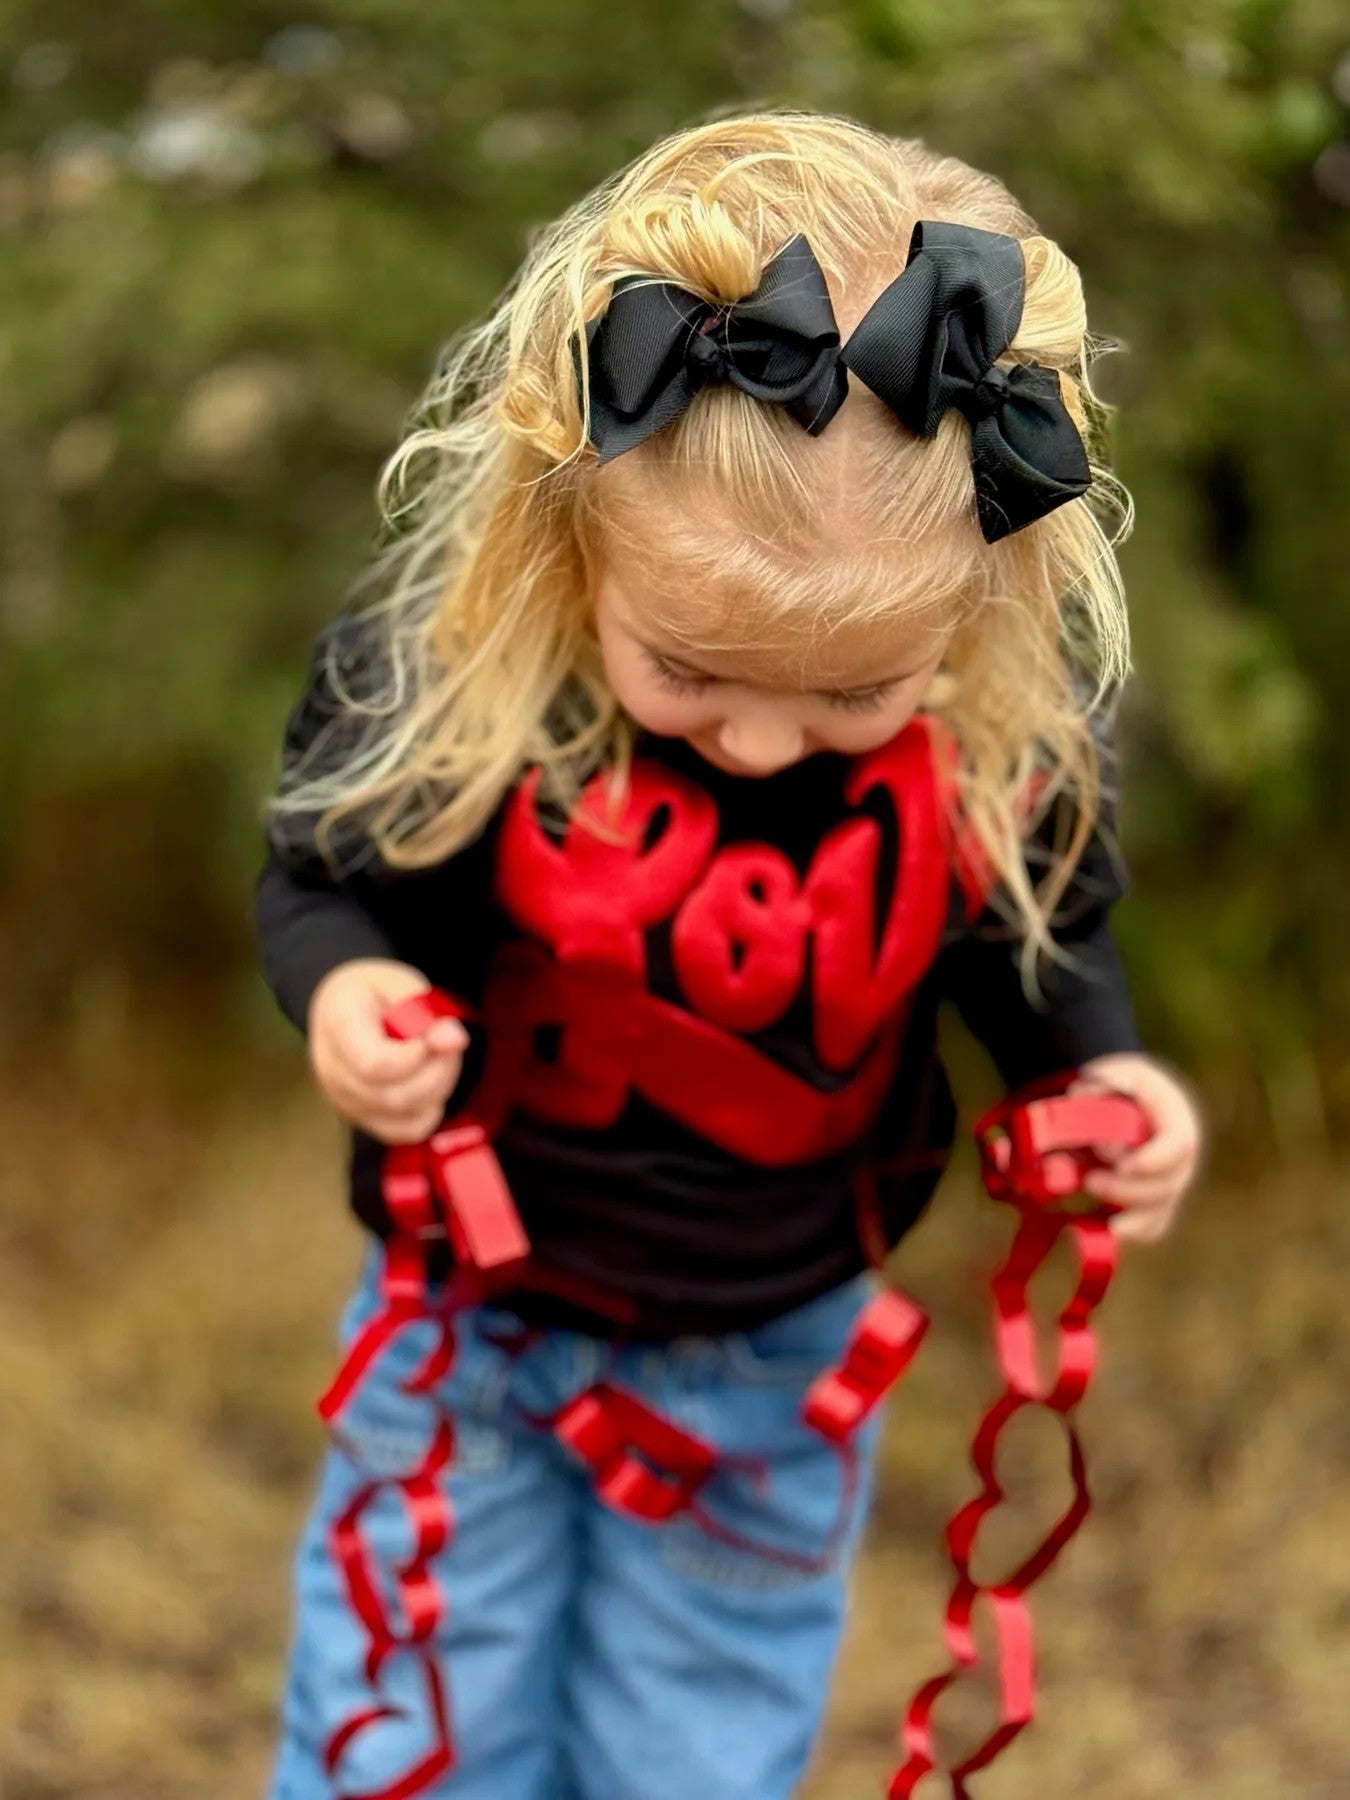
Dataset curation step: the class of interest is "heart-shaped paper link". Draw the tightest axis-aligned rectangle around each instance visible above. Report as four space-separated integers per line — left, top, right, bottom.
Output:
978 1087 1151 1210
330 1413 456 1650
891 1588 1035 1800
322 1640 457 1800
887 1082 1150 1799
946 1396 1090 1596
992 1208 1118 1406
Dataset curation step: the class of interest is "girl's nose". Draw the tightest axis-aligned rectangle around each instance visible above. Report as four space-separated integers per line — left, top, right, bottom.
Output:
717 710 806 775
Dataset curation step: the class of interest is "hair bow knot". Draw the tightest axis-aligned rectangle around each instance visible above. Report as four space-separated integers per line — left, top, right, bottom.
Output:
684 324 732 380
575 232 848 464
966 366 1013 422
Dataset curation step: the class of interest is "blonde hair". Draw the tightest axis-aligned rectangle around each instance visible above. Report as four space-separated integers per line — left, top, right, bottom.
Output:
266 107 1133 984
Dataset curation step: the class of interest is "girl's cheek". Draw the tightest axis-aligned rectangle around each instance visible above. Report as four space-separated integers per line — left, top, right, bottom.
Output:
813 697 926 754
639 697 704 734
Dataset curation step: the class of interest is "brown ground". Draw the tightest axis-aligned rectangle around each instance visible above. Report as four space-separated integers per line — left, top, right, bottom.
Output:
4 1041 1348 1799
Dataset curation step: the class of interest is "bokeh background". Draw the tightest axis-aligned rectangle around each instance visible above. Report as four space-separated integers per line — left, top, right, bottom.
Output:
3 4 1348 1796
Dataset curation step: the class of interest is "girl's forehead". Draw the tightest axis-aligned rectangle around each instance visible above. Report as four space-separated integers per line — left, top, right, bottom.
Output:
598 555 953 688
587 427 978 683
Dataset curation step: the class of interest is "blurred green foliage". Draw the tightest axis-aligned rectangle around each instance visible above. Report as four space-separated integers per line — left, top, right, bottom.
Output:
0 1 1346 1150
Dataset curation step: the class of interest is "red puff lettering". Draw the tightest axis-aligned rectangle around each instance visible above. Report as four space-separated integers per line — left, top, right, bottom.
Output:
490 762 718 1127
671 846 808 1033
494 760 718 981
486 716 957 1166
806 719 954 1067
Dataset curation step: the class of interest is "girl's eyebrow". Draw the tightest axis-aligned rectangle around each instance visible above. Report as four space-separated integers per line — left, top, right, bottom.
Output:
638 635 929 693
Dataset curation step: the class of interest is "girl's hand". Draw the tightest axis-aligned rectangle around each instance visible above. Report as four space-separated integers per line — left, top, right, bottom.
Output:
1065 1052 1205 1243
307 958 470 1144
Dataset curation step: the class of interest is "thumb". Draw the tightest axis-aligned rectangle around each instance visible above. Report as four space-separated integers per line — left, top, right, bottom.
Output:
332 974 428 1078
424 1015 470 1055
350 963 441 1063
365 961 438 1007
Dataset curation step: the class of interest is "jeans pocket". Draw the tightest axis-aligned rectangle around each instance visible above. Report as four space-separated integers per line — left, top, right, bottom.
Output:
653 1287 884 1592
657 1402 879 1592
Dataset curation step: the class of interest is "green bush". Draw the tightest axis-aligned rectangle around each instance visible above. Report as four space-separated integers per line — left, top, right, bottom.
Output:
1 1 1346 1146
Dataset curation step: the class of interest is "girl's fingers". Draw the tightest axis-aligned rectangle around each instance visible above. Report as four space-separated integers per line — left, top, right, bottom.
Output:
331 1047 461 1113
1111 1134 1190 1178
424 1016 470 1054
1064 1056 1200 1243
361 1103 449 1144
1065 1076 1112 1101
1090 1139 1131 1162
333 1007 431 1082
1084 1169 1179 1207
1065 1078 1157 1165
337 996 467 1080
1068 1074 1194 1174
375 1058 463 1119
1110 1208 1173 1243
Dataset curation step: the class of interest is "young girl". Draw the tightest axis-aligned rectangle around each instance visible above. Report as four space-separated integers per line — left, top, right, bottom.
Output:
254 110 1201 1800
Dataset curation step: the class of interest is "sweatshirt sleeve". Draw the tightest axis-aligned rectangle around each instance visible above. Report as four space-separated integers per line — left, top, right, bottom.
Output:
937 713 1143 1090
254 851 401 1036
252 612 402 1035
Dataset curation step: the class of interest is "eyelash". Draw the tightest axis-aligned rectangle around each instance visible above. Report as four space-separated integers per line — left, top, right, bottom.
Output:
645 652 711 696
645 651 897 712
823 684 896 713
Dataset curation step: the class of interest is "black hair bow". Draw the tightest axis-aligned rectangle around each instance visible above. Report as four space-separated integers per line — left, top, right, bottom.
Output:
839 219 1092 543
576 232 848 463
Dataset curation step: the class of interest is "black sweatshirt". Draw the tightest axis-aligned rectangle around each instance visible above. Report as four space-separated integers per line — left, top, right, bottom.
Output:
254 614 1142 1338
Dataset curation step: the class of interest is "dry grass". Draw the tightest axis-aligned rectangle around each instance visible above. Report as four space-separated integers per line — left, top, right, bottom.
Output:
3 1044 1348 1799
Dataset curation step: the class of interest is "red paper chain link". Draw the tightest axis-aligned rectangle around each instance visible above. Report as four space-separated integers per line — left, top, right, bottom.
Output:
538 1377 867 1576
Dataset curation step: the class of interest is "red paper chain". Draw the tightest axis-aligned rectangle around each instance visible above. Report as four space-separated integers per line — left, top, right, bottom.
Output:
318 1191 463 1796
887 1081 1151 1798
313 988 1150 1800
315 989 499 1798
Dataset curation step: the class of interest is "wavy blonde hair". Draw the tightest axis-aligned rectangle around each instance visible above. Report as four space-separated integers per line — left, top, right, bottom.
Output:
266 108 1133 984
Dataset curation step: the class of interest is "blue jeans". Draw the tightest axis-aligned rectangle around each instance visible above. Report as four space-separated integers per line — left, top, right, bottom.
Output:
265 1248 885 1800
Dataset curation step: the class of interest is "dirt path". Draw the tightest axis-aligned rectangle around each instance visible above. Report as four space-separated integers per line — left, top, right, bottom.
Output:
4 1071 1347 1798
